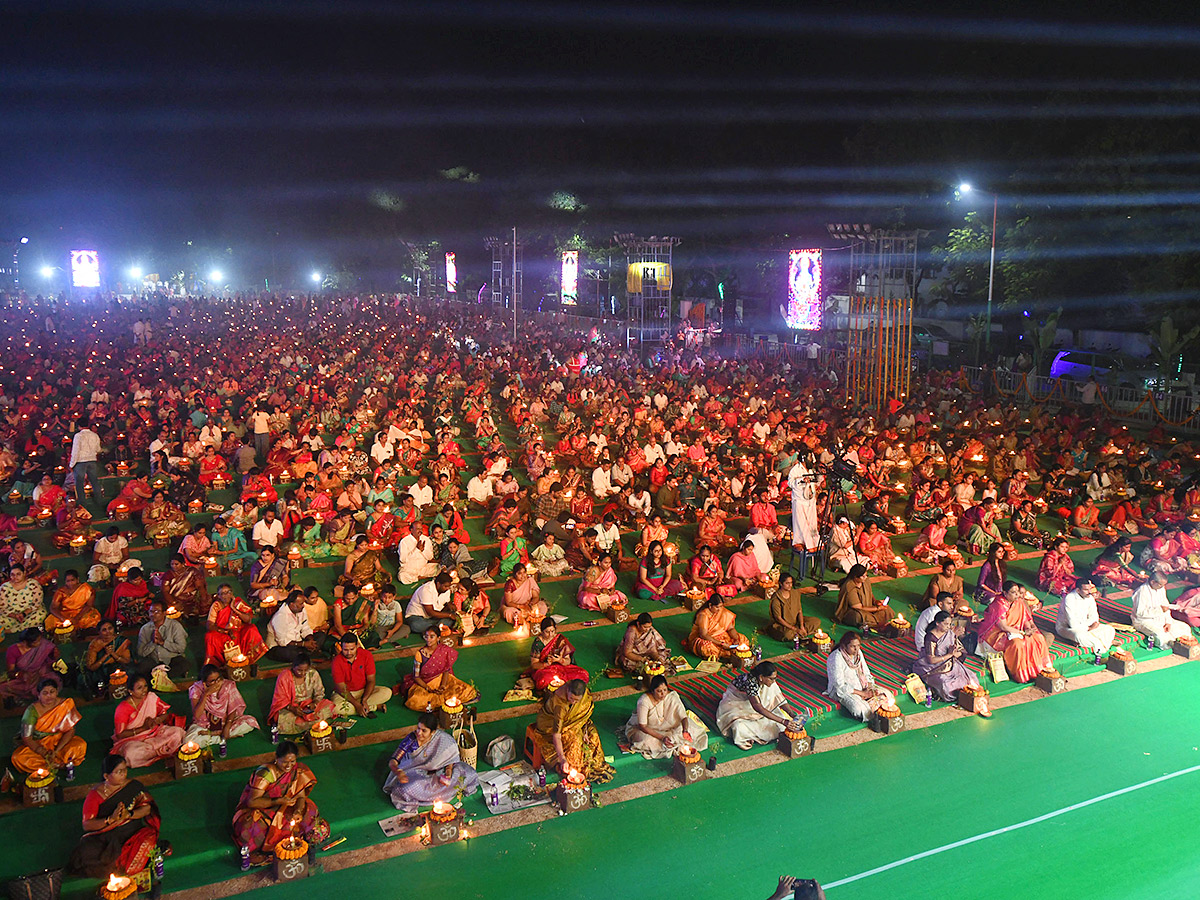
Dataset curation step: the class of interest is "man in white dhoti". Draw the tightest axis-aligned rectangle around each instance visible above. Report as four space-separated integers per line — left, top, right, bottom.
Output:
824 632 895 721
1131 572 1190 647
788 458 820 580
715 662 806 749
1056 580 1116 654
397 530 439 585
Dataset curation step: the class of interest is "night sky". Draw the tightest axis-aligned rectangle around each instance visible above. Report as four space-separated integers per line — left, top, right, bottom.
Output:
4 1 1199 299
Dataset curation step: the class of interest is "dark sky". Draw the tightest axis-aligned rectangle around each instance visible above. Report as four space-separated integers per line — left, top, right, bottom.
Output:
4 0 1199 289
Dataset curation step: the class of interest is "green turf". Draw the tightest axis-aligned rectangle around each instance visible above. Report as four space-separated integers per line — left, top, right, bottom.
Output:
244 662 1200 900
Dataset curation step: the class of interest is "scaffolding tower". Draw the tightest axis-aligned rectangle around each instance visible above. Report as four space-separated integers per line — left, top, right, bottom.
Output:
615 233 680 348
485 233 523 311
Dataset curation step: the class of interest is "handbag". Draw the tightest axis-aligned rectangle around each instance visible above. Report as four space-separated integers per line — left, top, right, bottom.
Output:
6 868 63 900
486 734 515 768
903 673 928 703
985 652 1010 684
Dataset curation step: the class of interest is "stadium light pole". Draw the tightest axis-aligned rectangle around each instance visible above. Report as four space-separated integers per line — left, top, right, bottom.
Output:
957 183 997 352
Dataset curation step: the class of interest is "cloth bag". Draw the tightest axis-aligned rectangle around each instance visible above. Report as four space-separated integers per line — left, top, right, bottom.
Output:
486 734 515 767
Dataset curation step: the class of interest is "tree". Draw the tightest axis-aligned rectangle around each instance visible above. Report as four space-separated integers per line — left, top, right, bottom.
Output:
1026 307 1063 376
929 212 991 314
1149 315 1200 383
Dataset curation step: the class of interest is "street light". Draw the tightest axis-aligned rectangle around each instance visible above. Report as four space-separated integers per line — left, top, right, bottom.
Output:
310 271 322 284
129 266 143 279
956 183 998 352
40 265 55 279
209 269 224 282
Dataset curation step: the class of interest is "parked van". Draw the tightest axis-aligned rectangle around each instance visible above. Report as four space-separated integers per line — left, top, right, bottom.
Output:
1048 350 1160 389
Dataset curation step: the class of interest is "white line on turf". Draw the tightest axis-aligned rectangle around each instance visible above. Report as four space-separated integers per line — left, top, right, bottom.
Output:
824 763 1200 890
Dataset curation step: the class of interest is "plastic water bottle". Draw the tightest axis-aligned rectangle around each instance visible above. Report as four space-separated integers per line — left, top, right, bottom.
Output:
752 645 762 665
1093 650 1103 666
925 693 933 709
270 724 279 744
1146 634 1156 651
152 848 165 880
218 739 228 759
239 845 250 871
64 761 75 782
792 634 801 652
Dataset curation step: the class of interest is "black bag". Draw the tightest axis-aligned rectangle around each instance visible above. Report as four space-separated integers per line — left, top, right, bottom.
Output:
7 868 63 900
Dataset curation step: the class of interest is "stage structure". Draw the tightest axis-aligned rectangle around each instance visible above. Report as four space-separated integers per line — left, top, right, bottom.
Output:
560 250 579 306
485 233 523 310
843 294 914 411
826 224 924 300
615 233 679 348
785 248 822 330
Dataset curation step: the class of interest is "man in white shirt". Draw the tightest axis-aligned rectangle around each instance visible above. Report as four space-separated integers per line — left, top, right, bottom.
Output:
627 486 652 518
404 573 455 634
250 406 271 464
591 464 619 499
266 593 319 662
408 474 434 512
69 417 104 503
251 509 285 549
610 459 633 488
916 592 956 651
1056 580 1116 654
643 440 665 467
1086 464 1112 501
199 422 223 448
397 529 439 584
1131 572 1190 646
466 472 494 510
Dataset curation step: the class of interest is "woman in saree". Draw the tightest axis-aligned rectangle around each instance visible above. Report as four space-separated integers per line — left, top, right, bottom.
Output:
339 535 392 590
577 552 627 611
824 632 896 721
69 755 163 877
854 521 895 572
696 506 736 552
185 664 260 748
904 479 940 521
501 565 546 627
636 540 684 601
12 678 87 773
107 476 154 518
0 563 46 634
616 612 672 672
0 627 57 702
826 516 858 574
909 513 965 566
1036 536 1078 596
686 544 726 599
978 580 1051 682
960 497 1004 556
723 541 764 594
81 619 131 698
431 503 469 546
402 628 479 711
29 474 68 517
204 583 267 666
198 444 229 486
142 490 189 543
384 712 481 814
207 519 254 571
51 498 100 550
637 514 670 557
326 510 357 556
913 611 989 710
240 470 278 505
248 547 291 608
716 661 805 750
44 569 102 631
156 556 206 621
625 674 707 758
1091 537 1145 589
1008 499 1045 549
232 741 329 867
528 618 590 691
973 542 1009 605
530 680 615 784
686 594 748 661
112 674 186 768
497 524 530 579
269 653 336 736
292 516 332 560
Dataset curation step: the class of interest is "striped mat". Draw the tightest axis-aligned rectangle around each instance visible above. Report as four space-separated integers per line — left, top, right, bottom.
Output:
672 656 836 726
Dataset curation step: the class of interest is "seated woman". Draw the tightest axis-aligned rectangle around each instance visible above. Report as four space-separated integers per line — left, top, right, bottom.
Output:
186 664 261 748
637 514 670 557
142 490 189 544
497 524 530 579
1036 536 1078 596
248 546 291 608
339 535 392 591
198 444 228 486
0 627 57 704
81 619 132 699
211 519 258 572
383 711 481 814
232 741 329 867
107 567 153 628
973 542 1009 606
28 474 68 517
204 584 268 667
686 544 726 599
768 573 819 642
179 522 214 566
1008 499 1045 549
107 476 154 519
824 631 896 721
0 564 47 636
502 565 547 627
910 514 964 566
402 628 479 711
528 617 590 691
44 569 102 632
530 532 570 577
624 674 707 758
485 498 522 540
529 679 615 783
636 540 684 601
1091 538 1145 589
959 498 1003 556
51 497 100 551
854 521 894 572
696 507 737 552
686 595 748 662
833 564 895 629
913 611 988 711
293 515 332 562
577 552 627 611
12 677 87 774
270 653 337 735
978 581 1051 682
240 469 278 505
69 755 162 878
716 661 806 749
326 510 357 557
724 541 764 594
112 673 186 768
1107 497 1150 535
615 613 671 673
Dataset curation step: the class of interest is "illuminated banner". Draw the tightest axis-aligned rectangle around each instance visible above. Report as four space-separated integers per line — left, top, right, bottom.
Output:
445 252 457 293
786 249 822 330
626 262 672 293
71 249 101 288
561 250 579 305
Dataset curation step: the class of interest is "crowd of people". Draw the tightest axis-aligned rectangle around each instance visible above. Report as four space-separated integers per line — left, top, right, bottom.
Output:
1 289 1199 884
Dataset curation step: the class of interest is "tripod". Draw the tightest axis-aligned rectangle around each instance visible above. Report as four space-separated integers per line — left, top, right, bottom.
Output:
812 461 864 596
